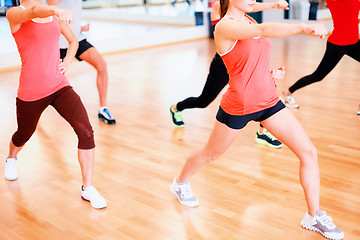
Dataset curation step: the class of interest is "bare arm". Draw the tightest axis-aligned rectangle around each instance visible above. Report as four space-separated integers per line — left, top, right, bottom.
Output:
215 19 327 54
216 19 327 40
58 19 78 74
6 5 72 33
252 0 289 12
7 5 57 26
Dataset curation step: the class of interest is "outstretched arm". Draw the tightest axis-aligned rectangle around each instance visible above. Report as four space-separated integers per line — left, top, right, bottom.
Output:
215 20 327 54
216 19 327 41
252 0 289 12
6 5 72 33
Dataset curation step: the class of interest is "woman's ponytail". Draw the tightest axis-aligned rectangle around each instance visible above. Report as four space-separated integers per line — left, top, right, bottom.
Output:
220 0 229 18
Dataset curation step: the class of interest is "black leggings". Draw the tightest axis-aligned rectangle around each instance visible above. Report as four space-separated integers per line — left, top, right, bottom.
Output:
176 53 229 111
176 53 265 128
289 40 360 93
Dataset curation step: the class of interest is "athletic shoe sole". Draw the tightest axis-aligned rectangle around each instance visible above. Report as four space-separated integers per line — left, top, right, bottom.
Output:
301 220 344 240
98 116 116 125
285 102 300 109
255 138 283 149
5 176 18 181
81 196 107 209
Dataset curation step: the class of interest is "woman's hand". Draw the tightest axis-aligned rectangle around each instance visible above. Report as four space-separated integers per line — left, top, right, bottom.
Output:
271 66 285 80
81 24 90 32
53 7 72 24
302 23 328 39
59 59 71 74
274 0 289 10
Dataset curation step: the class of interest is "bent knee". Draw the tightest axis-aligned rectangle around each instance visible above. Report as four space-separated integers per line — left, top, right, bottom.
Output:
95 59 107 73
197 100 211 109
12 131 33 147
73 121 95 149
78 136 95 149
194 95 213 108
301 145 318 164
77 127 95 149
202 150 223 163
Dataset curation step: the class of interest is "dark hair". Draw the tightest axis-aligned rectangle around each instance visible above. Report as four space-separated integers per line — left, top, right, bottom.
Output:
220 0 229 18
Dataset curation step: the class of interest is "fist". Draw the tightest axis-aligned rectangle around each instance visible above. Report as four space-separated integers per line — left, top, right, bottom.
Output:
81 24 90 32
271 66 285 80
275 0 289 10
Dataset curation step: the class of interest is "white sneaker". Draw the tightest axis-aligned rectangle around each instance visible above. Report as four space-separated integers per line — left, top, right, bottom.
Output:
5 158 18 181
283 93 299 109
301 210 344 240
81 186 107 209
170 178 199 207
98 107 116 125
357 105 360 115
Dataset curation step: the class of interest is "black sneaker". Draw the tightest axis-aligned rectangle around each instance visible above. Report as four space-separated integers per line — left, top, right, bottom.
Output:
169 105 184 128
255 130 283 149
98 108 116 125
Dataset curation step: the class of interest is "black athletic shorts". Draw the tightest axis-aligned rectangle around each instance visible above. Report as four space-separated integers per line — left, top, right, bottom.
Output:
216 100 285 130
60 39 94 61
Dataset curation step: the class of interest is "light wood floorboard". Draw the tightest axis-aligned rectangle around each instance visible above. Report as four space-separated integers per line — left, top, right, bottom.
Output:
0 35 359 240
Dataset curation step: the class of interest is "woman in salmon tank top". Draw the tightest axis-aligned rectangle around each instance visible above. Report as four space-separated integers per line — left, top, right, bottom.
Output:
4 0 107 209
170 0 344 239
169 0 289 149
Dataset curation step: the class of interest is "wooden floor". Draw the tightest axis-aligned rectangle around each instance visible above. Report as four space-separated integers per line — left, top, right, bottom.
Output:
0 35 359 240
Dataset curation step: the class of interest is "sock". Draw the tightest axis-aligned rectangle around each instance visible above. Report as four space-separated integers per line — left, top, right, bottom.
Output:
82 185 93 191
99 106 107 112
6 158 17 162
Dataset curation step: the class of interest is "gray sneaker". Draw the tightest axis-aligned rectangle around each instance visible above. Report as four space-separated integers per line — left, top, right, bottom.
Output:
301 210 344 240
170 178 199 207
282 93 299 109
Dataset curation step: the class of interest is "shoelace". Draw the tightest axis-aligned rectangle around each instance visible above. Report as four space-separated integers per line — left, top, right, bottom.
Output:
101 109 113 119
178 183 194 198
264 131 277 141
84 186 97 195
174 111 183 122
318 211 335 228
287 94 296 104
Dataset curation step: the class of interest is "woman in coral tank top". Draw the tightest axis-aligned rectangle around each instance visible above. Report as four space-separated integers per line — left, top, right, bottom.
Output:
4 0 106 209
169 0 288 149
170 0 344 239
283 0 360 112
